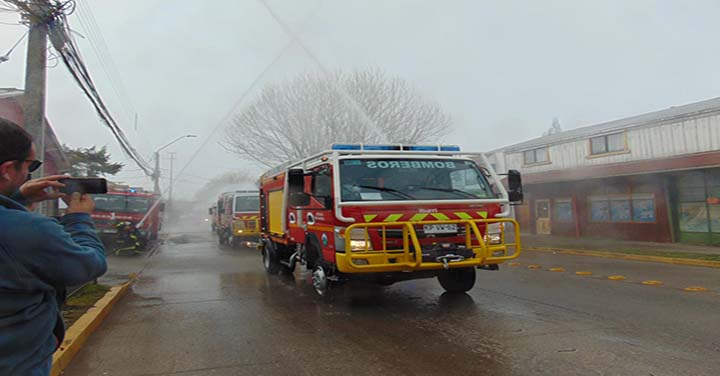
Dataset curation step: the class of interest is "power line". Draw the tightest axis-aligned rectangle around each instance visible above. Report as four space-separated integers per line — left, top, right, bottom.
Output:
0 28 27 63
73 0 136 124
2 0 149 174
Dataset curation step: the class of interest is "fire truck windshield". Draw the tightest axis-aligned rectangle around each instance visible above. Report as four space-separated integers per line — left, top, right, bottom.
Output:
234 196 260 212
93 195 151 214
339 158 495 202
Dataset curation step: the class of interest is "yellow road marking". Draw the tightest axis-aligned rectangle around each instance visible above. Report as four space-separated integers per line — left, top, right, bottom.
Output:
575 271 593 276
508 262 520 267
683 286 708 292
608 275 626 281
363 214 377 222
383 214 404 222
641 280 663 286
430 213 450 220
528 264 542 269
454 212 473 220
410 213 428 222
549 267 566 272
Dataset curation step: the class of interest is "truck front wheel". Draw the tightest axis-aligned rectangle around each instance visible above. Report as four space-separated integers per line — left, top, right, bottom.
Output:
262 243 281 275
312 265 330 297
437 267 476 293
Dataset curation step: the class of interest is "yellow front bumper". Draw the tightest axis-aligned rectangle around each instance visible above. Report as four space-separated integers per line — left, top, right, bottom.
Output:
336 218 521 274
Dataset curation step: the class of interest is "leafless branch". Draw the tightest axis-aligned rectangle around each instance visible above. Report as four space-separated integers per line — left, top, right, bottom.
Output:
223 69 452 167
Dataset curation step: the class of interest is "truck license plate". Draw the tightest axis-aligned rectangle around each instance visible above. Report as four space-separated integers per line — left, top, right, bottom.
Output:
423 224 457 234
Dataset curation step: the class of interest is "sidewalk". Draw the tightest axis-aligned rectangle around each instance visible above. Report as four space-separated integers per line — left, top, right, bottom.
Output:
522 234 720 261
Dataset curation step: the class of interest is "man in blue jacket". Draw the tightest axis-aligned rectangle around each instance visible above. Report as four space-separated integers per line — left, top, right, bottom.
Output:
0 119 107 375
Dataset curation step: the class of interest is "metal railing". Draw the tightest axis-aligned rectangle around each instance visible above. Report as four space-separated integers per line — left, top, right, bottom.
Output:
338 218 521 273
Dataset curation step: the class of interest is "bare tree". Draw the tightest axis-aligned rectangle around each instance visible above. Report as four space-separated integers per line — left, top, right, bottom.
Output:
224 69 452 167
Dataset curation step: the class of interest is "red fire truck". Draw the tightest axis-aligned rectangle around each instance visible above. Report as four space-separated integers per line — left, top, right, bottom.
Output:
214 190 260 248
258 144 524 297
91 189 163 242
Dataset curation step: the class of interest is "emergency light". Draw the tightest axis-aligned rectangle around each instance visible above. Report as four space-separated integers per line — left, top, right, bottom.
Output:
363 145 401 151
331 144 362 150
331 144 461 152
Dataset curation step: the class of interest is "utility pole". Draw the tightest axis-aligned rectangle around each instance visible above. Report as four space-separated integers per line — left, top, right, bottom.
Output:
22 5 51 213
152 134 196 197
153 151 160 195
168 152 176 209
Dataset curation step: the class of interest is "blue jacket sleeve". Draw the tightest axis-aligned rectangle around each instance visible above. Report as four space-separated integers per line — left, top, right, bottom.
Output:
23 213 107 287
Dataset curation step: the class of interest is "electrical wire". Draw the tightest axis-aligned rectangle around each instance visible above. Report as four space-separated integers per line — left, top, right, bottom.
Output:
73 0 136 123
0 1 150 175
0 28 27 63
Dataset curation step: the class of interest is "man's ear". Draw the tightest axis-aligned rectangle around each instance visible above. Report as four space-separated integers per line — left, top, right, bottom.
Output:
0 161 15 180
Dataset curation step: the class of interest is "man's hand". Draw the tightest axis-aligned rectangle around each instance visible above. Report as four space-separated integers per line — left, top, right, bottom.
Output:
18 175 67 203
65 192 95 214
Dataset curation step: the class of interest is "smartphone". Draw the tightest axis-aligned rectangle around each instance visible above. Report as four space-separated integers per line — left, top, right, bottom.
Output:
59 178 108 195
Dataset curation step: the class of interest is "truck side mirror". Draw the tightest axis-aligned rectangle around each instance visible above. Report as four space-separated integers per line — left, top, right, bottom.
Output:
507 169 524 203
159 202 166 211
288 191 311 207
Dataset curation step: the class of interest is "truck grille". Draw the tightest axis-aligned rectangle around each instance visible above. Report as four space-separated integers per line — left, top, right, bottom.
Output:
375 227 462 239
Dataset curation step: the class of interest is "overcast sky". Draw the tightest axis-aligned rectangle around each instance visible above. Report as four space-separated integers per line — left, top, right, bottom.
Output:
1 0 719 199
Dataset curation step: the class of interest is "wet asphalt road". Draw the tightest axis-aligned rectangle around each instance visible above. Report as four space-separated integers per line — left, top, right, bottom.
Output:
65 226 720 375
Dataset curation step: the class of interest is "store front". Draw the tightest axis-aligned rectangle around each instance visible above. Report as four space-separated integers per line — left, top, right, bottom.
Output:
674 168 720 245
521 174 672 242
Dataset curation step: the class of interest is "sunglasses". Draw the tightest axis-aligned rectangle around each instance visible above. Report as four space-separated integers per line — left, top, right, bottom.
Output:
1 159 43 173
26 160 43 173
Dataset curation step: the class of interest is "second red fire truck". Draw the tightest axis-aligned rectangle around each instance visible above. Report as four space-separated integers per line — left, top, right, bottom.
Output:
90 188 163 244
258 144 524 297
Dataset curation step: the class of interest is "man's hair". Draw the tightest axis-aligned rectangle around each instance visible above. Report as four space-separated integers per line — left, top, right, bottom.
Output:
0 118 33 165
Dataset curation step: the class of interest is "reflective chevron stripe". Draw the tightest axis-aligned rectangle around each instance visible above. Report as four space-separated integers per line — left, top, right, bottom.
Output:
360 210 491 222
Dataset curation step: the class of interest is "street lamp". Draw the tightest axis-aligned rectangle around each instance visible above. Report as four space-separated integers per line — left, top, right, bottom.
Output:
153 134 196 195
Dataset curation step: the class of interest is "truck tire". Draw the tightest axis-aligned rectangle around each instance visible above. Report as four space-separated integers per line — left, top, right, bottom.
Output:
437 267 476 293
312 264 330 297
262 242 281 275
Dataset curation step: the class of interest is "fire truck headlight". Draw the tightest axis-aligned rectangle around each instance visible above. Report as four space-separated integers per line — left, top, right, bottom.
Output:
348 228 373 251
484 223 503 245
235 229 244 234
484 234 501 245
349 239 372 251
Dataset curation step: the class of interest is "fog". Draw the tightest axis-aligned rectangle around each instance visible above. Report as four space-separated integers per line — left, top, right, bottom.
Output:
1 0 719 201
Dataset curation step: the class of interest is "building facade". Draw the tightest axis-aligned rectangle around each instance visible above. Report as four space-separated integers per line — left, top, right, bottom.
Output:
0 88 70 215
487 97 720 245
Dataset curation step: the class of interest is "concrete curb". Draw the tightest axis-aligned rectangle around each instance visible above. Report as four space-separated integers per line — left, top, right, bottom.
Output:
525 247 720 269
51 278 134 376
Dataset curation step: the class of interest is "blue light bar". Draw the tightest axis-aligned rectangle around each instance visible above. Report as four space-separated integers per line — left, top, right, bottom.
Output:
363 144 401 151
404 145 439 151
331 143 362 150
440 145 461 151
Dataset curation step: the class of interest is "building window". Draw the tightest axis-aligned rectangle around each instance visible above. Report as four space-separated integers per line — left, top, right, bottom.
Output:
554 199 573 222
589 194 656 223
523 147 548 165
590 132 626 155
